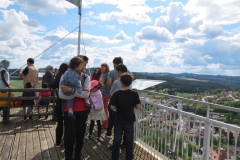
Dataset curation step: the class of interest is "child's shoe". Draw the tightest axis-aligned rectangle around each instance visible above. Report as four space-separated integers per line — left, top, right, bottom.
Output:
68 112 76 120
85 134 91 140
85 103 92 108
23 116 27 120
95 137 100 142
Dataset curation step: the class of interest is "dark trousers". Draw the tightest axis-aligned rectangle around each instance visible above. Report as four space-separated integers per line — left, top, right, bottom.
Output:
107 109 116 136
56 112 64 145
89 120 101 137
64 110 89 160
112 123 134 160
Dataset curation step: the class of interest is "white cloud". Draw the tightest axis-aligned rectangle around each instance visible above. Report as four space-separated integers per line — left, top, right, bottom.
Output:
86 11 94 16
199 24 224 38
8 37 26 48
114 31 131 40
155 2 202 33
186 0 240 25
0 0 14 9
97 11 151 24
0 9 44 41
105 25 115 30
15 0 75 15
135 26 172 42
82 17 96 25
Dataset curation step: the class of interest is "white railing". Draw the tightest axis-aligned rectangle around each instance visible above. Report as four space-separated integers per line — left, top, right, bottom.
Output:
134 91 240 160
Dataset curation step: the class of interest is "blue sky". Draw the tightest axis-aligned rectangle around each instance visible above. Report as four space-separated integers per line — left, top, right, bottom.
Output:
0 0 240 76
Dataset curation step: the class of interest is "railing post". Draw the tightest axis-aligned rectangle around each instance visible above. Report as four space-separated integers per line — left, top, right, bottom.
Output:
2 90 10 124
202 104 211 160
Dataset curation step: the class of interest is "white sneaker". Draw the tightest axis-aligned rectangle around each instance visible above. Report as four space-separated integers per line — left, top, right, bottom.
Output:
95 137 100 142
86 135 91 140
106 135 111 139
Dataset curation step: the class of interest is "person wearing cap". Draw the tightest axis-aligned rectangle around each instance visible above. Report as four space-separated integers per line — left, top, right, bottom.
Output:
85 80 106 142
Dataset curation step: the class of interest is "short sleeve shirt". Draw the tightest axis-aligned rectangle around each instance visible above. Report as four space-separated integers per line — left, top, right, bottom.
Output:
110 89 140 124
108 69 132 84
22 67 28 75
108 69 117 83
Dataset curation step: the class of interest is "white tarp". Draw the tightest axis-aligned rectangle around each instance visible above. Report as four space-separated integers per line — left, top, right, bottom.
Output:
131 79 165 90
66 0 81 7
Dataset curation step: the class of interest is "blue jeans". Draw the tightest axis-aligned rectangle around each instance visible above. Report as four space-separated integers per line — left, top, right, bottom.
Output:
112 123 134 160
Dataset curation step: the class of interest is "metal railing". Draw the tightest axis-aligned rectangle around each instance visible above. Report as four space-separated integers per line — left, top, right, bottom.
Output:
134 90 240 160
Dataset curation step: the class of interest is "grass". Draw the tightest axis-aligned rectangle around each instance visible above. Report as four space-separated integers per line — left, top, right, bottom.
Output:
176 92 196 98
10 80 24 88
10 79 42 96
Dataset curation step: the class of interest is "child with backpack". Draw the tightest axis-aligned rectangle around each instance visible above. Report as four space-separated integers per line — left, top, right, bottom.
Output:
22 82 36 120
86 80 106 142
36 83 51 119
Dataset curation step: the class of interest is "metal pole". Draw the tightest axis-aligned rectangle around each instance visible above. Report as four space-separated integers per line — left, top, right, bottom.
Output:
78 0 82 55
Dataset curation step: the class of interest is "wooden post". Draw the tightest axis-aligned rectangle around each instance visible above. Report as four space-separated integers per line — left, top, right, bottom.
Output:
7 91 11 123
2 91 11 124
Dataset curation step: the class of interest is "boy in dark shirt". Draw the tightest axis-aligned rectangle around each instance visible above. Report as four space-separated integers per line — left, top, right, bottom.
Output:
22 82 36 120
110 73 141 160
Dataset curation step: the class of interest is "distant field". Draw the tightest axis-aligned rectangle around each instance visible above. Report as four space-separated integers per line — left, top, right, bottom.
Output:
10 79 42 96
176 92 196 98
10 80 23 88
177 76 208 82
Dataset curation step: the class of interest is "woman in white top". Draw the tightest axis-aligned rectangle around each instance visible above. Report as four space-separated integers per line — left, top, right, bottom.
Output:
0 59 10 115
0 60 10 89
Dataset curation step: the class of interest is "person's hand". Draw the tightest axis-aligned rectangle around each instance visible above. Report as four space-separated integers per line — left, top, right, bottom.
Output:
83 87 90 92
60 85 72 93
79 76 83 81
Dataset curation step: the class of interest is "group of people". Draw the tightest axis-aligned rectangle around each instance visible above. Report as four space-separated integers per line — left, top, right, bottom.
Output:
0 56 141 160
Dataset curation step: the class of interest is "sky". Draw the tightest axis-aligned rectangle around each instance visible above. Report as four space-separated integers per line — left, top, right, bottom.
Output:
0 0 240 76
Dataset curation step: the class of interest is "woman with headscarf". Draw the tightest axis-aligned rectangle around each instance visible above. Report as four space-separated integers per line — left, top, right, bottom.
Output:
0 60 10 116
43 65 55 87
0 60 10 89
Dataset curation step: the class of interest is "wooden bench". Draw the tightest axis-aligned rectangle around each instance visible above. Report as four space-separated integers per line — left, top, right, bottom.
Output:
0 88 57 124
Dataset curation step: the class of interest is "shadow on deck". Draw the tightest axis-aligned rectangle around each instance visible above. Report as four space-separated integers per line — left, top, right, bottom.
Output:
0 108 150 160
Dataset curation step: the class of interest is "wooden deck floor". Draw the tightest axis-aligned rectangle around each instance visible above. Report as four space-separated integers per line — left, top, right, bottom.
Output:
0 108 151 160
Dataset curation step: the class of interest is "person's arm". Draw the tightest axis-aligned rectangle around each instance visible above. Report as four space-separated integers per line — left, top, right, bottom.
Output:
135 103 141 110
110 105 116 110
107 77 112 91
1 70 10 88
36 96 42 106
19 67 28 77
135 92 141 110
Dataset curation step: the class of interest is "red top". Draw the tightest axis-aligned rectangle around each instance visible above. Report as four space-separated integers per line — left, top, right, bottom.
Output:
90 76 100 81
38 92 51 97
64 98 89 112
